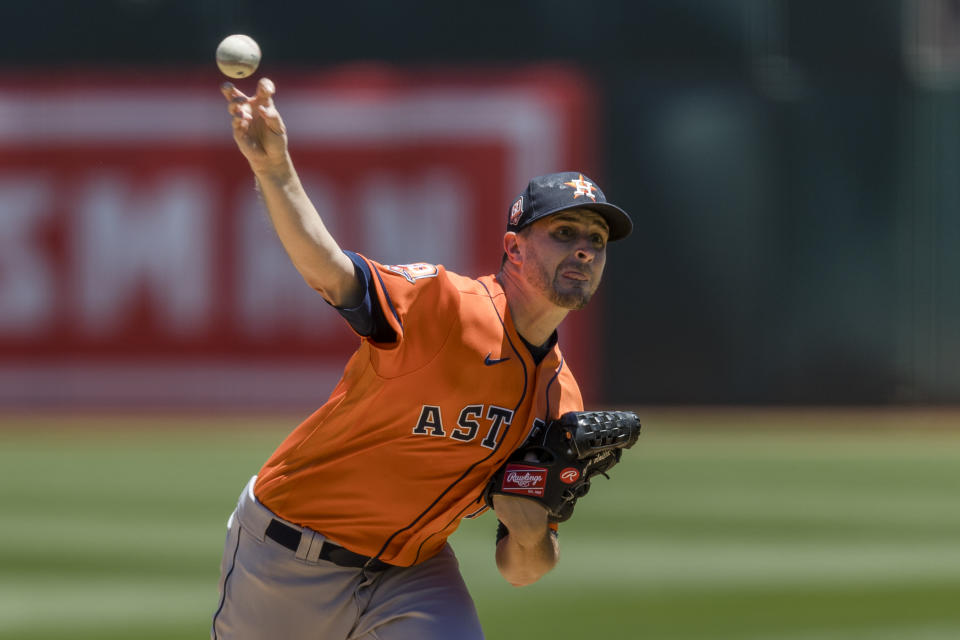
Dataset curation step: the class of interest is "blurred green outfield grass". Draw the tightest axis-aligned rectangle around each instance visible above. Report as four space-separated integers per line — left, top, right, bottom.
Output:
1 408 959 640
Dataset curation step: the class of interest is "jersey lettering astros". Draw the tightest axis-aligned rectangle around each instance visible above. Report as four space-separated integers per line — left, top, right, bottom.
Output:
254 253 583 567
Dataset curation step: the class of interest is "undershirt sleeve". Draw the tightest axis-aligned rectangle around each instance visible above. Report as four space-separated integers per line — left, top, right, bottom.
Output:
332 250 396 343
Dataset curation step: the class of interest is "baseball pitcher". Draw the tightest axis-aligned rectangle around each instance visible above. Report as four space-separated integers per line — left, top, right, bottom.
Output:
212 77 640 640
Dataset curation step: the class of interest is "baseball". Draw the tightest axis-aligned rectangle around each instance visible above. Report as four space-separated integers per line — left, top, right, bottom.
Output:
215 34 261 79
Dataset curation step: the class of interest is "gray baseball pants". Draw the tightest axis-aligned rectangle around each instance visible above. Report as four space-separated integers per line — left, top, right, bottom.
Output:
211 477 485 640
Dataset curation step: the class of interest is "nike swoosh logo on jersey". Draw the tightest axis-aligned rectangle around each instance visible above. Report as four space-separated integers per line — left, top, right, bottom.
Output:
484 353 511 366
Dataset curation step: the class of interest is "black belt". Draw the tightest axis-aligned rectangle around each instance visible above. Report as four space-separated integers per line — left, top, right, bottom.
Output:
265 519 391 572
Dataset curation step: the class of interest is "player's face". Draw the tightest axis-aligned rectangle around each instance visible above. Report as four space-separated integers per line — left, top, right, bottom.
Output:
521 210 609 310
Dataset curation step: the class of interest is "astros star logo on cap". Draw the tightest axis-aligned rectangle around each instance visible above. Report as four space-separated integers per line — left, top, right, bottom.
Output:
563 174 598 201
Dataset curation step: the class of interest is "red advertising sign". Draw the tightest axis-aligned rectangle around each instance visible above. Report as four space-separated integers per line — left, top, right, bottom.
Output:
0 67 602 408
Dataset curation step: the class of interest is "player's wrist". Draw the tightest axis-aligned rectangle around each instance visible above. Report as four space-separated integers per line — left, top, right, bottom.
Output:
503 521 551 548
249 152 295 183
492 494 549 545
496 524 559 587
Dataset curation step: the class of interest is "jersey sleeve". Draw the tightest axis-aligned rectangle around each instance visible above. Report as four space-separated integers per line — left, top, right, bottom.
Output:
352 253 460 372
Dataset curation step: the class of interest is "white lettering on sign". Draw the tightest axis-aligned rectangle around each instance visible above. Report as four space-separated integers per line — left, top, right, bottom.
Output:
0 176 55 333
236 177 340 337
72 172 213 335
359 170 467 268
0 81 586 407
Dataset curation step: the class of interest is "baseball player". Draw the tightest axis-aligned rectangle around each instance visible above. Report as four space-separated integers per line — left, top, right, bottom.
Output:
213 78 634 640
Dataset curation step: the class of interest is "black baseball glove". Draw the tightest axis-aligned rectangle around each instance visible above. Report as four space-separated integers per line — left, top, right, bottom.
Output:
484 410 641 523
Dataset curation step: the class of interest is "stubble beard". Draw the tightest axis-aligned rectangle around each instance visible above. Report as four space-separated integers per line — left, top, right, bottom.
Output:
529 258 596 310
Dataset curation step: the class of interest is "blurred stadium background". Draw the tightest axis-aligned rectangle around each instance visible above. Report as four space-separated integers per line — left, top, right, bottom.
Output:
2 1 959 638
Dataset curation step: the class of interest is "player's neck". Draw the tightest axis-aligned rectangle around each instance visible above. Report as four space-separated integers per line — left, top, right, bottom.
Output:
497 271 570 348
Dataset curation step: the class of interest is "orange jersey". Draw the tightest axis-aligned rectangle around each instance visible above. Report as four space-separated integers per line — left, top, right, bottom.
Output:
254 255 583 567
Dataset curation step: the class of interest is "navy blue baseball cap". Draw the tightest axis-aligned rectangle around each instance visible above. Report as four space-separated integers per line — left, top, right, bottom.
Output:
507 172 632 242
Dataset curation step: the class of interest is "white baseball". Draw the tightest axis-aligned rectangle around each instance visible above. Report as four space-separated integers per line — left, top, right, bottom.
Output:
215 34 261 79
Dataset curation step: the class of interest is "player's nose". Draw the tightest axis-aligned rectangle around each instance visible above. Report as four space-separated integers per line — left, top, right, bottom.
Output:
573 243 598 263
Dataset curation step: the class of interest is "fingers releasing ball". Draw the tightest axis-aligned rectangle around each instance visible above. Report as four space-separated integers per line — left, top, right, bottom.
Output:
216 34 261 79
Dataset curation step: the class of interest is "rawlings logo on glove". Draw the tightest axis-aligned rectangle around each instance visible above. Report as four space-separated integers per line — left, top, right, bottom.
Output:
501 465 548 495
484 410 641 523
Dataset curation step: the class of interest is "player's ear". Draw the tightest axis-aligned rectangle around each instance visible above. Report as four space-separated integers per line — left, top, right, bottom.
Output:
503 232 523 266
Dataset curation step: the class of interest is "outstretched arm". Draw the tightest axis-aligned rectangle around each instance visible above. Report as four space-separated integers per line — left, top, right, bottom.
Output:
492 494 559 586
221 78 361 307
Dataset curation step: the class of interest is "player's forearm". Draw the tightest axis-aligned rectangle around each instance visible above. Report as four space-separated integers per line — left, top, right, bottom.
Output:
253 160 360 306
495 529 559 586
